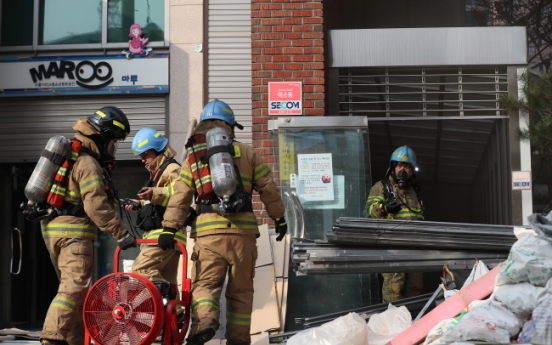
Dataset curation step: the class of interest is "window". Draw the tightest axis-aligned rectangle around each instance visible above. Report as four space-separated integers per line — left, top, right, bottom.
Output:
1 0 34 46
0 0 166 50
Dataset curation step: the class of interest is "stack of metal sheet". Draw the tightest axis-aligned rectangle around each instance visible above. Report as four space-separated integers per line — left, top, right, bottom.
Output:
327 218 519 251
292 240 508 275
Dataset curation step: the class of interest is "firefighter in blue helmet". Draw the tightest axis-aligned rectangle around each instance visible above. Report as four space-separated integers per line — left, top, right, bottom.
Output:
123 127 185 301
162 99 287 345
366 145 425 302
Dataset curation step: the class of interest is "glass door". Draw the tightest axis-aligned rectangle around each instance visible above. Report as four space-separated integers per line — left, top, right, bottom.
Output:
276 116 380 331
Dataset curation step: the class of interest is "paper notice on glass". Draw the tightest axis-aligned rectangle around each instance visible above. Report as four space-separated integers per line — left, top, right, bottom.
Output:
297 153 334 201
302 175 345 209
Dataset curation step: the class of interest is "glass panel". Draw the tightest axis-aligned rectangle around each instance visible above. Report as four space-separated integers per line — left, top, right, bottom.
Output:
278 126 380 331
1 0 34 46
39 0 102 45
108 0 165 43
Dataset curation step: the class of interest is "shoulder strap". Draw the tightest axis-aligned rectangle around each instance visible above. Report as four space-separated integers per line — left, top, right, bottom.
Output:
152 158 180 184
381 178 394 201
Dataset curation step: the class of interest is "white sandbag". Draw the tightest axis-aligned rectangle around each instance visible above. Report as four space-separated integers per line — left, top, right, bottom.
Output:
491 282 543 319
440 300 523 344
529 293 552 344
366 304 411 345
286 312 367 345
495 234 552 287
423 315 463 345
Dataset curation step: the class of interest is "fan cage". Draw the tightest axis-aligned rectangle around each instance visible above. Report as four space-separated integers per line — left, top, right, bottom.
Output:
83 273 164 345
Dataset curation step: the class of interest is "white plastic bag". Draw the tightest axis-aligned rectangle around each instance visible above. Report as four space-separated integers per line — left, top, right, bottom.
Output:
444 260 489 300
366 304 411 345
440 300 523 344
287 312 367 345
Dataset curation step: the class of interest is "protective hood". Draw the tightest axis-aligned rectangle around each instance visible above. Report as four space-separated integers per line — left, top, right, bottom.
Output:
73 118 101 136
146 144 177 174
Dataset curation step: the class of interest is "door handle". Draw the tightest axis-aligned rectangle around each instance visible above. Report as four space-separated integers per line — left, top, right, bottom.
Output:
290 192 305 239
11 228 22 275
284 192 299 238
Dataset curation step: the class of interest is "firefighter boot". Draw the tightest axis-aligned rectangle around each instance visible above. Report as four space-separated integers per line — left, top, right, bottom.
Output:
40 340 68 345
185 328 216 345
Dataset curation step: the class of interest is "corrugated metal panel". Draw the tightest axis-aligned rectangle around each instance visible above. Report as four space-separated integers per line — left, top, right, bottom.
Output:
329 27 527 68
0 96 166 163
208 0 252 144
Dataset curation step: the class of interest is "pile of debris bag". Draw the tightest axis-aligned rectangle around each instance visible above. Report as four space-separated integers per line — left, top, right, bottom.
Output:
284 212 552 345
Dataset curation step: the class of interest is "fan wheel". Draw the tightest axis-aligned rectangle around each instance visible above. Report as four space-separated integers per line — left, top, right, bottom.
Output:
83 273 165 345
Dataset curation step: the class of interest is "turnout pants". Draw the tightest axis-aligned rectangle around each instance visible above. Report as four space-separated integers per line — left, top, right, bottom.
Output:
132 242 180 285
41 237 93 345
189 233 257 345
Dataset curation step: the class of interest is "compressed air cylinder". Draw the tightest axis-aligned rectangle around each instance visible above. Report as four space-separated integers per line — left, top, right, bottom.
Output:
24 135 69 204
206 127 236 202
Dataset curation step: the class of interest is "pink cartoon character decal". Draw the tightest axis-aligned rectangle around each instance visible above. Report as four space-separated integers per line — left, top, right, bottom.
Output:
321 174 332 183
122 24 152 59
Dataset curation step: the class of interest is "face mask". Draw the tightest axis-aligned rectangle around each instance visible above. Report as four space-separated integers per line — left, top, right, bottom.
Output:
396 168 410 189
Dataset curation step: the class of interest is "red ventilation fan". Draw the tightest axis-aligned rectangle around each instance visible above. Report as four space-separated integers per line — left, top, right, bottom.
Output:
83 240 191 345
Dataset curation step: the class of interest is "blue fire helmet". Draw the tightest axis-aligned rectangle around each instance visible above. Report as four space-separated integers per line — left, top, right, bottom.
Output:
390 145 417 166
132 128 168 156
200 99 243 130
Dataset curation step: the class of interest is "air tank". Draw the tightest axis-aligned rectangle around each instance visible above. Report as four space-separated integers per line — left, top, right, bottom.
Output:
24 135 69 204
206 127 236 204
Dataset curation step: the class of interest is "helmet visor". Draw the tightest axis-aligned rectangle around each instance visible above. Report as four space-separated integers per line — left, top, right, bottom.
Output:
107 139 120 158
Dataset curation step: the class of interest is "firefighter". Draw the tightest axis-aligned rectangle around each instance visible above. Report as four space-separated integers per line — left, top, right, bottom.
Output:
124 127 186 300
161 99 287 345
366 145 424 303
40 106 137 345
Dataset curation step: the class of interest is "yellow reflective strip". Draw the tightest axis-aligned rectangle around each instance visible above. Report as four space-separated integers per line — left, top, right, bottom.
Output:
112 120 125 130
154 132 161 138
254 162 270 179
65 190 81 203
79 175 103 193
96 110 106 118
71 151 79 160
226 311 251 326
138 139 149 148
187 144 207 155
58 166 68 176
51 297 76 313
49 185 66 195
194 216 258 232
367 196 384 203
232 145 241 158
192 297 219 312
190 160 208 172
42 222 97 238
143 229 187 245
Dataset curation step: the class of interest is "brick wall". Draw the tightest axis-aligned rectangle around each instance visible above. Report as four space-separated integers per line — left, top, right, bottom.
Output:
251 0 325 225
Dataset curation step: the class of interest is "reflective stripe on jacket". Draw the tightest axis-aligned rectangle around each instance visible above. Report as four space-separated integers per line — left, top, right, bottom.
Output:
42 132 128 240
366 175 424 220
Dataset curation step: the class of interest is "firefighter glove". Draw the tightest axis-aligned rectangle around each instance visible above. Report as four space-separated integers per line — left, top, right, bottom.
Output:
184 207 198 227
384 201 401 214
159 227 177 251
274 217 287 242
118 232 137 250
